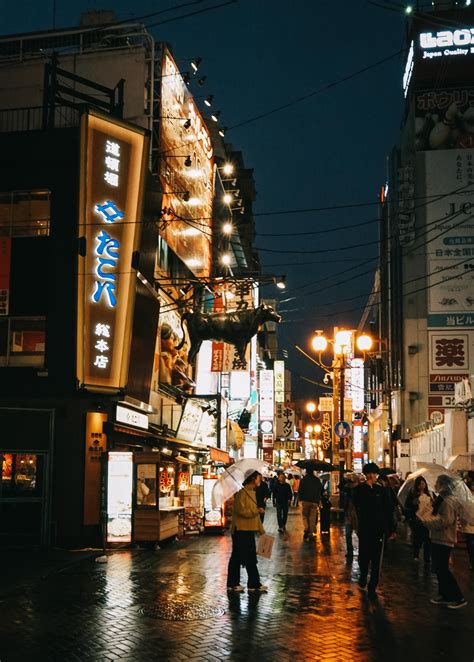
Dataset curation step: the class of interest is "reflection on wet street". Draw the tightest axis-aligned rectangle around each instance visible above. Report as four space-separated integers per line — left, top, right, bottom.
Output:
0 504 473 661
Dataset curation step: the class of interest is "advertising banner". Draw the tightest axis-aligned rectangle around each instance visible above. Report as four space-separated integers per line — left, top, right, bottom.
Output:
0 236 11 316
259 370 274 420
211 281 255 372
318 397 334 412
349 359 365 412
77 111 147 391
404 16 474 98
275 402 295 439
415 88 474 151
423 150 474 325
274 360 285 402
152 292 193 391
159 47 214 278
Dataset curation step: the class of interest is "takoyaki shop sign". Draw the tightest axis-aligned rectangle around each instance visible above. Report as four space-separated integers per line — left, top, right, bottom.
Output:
77 111 147 391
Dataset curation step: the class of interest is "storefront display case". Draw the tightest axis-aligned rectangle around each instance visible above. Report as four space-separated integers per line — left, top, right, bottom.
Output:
133 453 160 542
183 485 204 534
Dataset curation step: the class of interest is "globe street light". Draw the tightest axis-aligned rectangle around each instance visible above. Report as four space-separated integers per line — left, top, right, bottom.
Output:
310 328 373 511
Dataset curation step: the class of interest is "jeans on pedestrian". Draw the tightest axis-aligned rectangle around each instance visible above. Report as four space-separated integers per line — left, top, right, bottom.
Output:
358 532 384 590
276 503 289 529
465 532 474 569
292 492 299 507
302 502 319 535
431 543 464 602
412 521 431 562
227 531 261 589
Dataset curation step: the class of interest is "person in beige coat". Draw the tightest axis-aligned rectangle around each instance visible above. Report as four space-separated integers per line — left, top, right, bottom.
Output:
227 471 267 593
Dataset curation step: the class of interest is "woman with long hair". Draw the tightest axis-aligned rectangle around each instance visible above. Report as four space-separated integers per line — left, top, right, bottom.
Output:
404 475 433 563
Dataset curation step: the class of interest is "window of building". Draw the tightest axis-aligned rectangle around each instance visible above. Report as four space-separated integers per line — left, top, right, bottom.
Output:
0 190 51 238
0 317 45 367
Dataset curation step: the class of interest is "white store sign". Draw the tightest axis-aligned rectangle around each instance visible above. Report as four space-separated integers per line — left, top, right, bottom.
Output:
116 405 149 430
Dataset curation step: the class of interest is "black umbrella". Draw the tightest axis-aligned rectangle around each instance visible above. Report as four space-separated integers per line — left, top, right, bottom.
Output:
296 459 339 472
379 467 396 477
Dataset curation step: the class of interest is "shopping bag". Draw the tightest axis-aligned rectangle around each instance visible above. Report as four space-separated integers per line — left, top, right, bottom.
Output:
256 533 274 559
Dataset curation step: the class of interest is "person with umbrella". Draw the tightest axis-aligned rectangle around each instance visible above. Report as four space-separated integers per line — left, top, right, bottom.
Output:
226 470 268 593
418 474 468 609
353 462 396 599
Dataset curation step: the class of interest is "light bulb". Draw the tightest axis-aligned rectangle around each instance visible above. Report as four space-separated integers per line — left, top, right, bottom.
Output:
223 193 232 205
221 254 231 266
222 163 234 175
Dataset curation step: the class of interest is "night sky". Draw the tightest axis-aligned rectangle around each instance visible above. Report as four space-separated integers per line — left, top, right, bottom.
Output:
3 0 407 398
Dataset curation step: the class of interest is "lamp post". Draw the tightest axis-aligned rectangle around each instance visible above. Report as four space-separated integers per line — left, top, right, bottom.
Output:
311 329 373 511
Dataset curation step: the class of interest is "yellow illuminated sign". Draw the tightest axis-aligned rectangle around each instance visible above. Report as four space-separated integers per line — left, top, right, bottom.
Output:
77 111 148 391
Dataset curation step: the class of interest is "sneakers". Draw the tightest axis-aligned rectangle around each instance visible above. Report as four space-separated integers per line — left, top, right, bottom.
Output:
227 585 244 593
248 585 268 593
447 599 468 609
430 596 450 605
278 528 283 533
303 532 309 541
358 577 367 589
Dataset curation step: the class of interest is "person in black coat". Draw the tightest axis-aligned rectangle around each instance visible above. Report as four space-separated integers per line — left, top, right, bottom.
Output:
273 473 293 532
256 476 271 523
353 462 396 599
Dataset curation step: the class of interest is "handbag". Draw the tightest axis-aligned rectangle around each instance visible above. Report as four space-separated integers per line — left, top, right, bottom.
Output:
256 533 274 559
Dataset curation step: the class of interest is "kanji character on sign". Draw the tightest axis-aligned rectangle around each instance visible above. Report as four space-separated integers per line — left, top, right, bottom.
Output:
95 323 110 337
104 171 119 187
435 338 465 367
105 140 120 157
95 339 109 352
94 355 109 369
104 156 120 172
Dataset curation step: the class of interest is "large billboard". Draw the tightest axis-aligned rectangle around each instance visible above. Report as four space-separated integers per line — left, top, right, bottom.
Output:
415 87 474 151
423 148 474 423
404 11 474 97
77 111 147 391
159 47 214 278
423 149 474 327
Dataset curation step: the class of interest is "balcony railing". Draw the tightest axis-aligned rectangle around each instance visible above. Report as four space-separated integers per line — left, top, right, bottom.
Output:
0 105 80 133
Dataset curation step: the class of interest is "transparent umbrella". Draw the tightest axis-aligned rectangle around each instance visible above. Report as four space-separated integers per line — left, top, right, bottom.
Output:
397 464 474 523
211 458 268 509
446 454 474 472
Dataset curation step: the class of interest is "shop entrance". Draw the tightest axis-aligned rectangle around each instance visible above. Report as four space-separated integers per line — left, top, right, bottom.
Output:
0 452 50 546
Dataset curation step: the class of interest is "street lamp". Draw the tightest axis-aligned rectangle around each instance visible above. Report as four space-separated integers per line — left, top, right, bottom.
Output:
311 328 373 511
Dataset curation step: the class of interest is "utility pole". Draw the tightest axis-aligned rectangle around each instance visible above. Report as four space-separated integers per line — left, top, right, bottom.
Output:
338 357 345 511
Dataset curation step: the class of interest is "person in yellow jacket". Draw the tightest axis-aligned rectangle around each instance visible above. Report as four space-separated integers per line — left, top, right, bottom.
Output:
227 471 268 593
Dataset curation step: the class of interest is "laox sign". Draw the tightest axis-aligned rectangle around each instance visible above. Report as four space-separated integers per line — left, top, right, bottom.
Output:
420 28 474 49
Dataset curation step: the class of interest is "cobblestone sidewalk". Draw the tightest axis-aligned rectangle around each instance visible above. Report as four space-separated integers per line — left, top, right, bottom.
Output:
0 504 473 662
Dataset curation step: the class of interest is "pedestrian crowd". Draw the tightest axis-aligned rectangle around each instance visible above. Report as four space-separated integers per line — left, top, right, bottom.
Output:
226 462 474 610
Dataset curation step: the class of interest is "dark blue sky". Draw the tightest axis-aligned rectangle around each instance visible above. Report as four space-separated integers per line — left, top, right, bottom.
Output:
4 0 407 397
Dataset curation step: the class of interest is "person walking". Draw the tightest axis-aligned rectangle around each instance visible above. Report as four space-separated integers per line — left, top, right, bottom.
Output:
256 475 271 523
353 462 396 599
419 474 467 609
227 471 268 593
342 474 360 562
299 469 323 541
460 478 474 571
292 474 301 507
404 476 432 564
273 473 293 532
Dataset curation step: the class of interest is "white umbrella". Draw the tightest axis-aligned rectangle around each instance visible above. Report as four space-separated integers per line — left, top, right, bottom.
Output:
211 458 267 509
284 466 302 475
398 464 474 524
446 454 474 471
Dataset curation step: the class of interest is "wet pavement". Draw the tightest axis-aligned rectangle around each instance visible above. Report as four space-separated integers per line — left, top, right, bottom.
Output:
0 504 473 662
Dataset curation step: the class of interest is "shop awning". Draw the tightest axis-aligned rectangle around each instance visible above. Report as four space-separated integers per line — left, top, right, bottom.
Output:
209 447 231 464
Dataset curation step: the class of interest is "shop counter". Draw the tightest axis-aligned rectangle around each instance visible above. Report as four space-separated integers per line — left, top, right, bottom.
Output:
159 507 184 541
